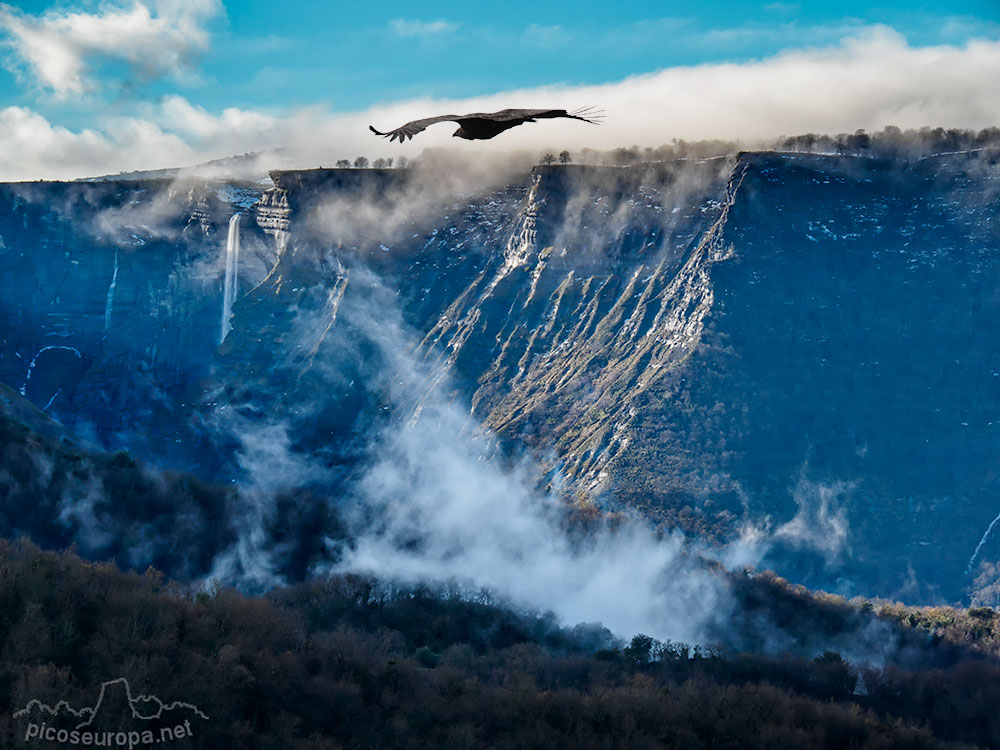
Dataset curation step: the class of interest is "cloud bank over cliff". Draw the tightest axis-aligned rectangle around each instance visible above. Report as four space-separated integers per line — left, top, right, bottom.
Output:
2 26 1000 180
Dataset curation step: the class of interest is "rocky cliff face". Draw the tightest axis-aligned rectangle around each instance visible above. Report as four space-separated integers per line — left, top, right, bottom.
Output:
0 178 272 469
414 160 736 500
2 151 999 600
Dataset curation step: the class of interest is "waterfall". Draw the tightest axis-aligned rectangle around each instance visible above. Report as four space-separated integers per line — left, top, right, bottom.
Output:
220 214 241 344
967 509 1000 575
275 229 290 256
104 249 119 333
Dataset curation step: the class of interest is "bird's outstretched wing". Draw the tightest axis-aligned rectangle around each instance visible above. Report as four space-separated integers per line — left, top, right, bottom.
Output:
371 107 603 141
369 114 461 142
483 106 604 124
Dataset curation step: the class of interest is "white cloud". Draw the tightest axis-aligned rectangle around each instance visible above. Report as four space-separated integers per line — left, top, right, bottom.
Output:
4 26 1000 181
774 477 854 563
156 94 276 140
689 19 867 50
388 18 458 38
0 105 193 180
938 15 1000 42
523 23 570 46
0 0 221 97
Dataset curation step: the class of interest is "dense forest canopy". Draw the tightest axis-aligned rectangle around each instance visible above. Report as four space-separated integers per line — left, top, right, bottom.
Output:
5 539 1000 748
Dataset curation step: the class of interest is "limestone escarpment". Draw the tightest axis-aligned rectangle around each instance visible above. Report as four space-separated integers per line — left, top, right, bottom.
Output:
3 151 1000 599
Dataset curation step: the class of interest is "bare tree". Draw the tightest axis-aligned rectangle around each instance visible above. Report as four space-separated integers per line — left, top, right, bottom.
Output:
846 129 872 153
372 158 388 169
396 156 409 169
353 156 369 168
559 150 571 164
540 153 556 165
612 146 639 165
335 159 351 168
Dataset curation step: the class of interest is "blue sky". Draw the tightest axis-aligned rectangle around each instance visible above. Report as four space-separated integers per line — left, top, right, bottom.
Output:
228 2 997 110
3 1 999 117
214 1 1000 111
1 1 999 179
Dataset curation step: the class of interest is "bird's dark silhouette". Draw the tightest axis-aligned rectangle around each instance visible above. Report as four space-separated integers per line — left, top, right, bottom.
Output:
370 107 603 143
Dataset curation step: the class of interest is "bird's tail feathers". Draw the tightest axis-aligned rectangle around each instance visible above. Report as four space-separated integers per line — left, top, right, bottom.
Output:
568 105 605 124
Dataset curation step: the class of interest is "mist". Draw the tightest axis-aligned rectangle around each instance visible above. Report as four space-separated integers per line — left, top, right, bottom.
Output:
305 265 729 643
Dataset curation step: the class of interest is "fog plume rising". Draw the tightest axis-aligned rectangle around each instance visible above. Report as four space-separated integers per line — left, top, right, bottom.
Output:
315 268 730 643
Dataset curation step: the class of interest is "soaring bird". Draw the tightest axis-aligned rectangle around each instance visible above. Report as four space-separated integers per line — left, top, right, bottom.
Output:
369 106 603 143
